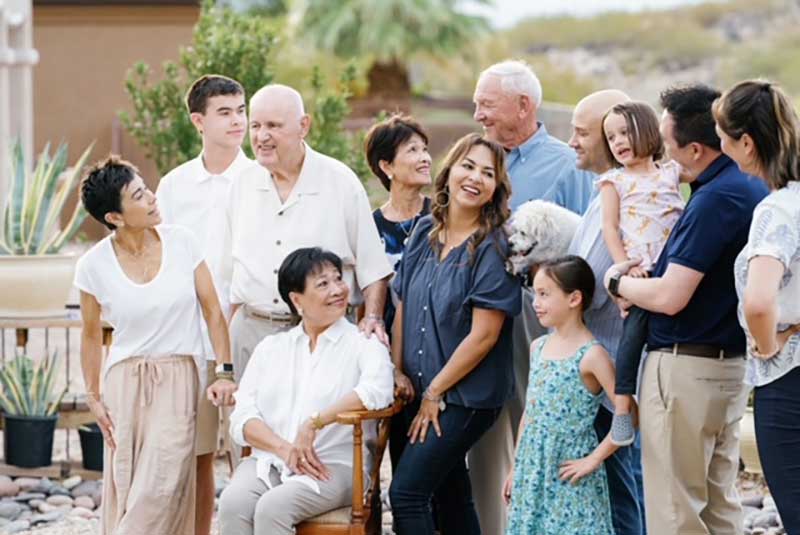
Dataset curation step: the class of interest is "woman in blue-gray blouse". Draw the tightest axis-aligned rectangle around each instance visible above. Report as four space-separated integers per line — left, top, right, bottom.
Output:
388 133 521 535
714 80 800 533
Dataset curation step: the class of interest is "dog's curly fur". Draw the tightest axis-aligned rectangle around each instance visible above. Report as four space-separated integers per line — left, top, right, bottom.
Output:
505 200 582 280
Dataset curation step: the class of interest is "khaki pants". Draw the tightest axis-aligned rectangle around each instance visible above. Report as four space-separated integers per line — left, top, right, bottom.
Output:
101 355 199 535
218 458 352 535
230 306 296 383
640 350 748 535
468 287 544 535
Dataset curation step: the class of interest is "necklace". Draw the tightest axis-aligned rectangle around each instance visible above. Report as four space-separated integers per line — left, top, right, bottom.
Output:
398 217 417 246
113 234 159 281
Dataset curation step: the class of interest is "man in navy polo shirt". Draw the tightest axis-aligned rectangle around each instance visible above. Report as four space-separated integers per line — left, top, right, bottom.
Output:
604 84 768 535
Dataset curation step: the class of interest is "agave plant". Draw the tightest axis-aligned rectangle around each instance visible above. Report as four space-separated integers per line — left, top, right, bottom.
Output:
0 354 67 417
0 141 93 255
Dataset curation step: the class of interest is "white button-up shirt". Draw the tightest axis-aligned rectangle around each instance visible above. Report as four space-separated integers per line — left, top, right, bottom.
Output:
229 317 394 492
227 144 393 314
157 150 255 359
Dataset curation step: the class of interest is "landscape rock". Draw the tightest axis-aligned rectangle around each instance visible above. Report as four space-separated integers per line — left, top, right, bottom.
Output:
62 476 82 490
12 492 45 503
742 495 764 508
36 502 57 514
0 480 19 498
0 501 22 520
3 519 30 534
31 477 56 495
30 510 65 525
91 486 103 508
753 511 780 529
762 495 777 511
12 478 39 492
74 496 95 510
70 481 100 498
70 506 94 519
45 495 74 507
48 485 71 497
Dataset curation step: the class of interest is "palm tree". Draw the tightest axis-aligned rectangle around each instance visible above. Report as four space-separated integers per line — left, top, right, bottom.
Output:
299 0 488 99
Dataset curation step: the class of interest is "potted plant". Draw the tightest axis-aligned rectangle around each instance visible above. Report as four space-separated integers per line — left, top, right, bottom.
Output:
0 353 67 467
78 423 104 471
0 141 93 317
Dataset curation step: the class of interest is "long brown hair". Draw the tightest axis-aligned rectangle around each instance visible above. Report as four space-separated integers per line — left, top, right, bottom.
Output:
713 80 800 190
429 133 512 261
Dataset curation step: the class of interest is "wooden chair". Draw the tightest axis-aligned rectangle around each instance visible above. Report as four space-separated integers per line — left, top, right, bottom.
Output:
296 399 404 535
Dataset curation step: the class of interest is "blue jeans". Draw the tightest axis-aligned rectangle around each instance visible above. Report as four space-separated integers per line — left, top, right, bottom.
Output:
389 401 500 535
754 366 800 534
595 405 646 535
615 305 649 395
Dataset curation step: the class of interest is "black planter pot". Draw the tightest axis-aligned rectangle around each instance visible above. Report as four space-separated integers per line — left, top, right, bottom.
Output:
78 423 104 471
3 413 58 468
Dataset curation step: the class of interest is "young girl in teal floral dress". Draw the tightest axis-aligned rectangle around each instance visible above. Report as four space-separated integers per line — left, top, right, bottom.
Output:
504 256 619 535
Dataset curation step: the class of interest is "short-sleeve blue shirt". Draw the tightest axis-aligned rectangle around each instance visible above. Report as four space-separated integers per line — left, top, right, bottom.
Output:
393 216 522 409
506 122 595 215
646 155 768 352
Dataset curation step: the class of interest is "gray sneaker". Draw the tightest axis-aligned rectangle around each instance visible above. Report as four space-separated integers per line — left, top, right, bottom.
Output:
610 413 635 446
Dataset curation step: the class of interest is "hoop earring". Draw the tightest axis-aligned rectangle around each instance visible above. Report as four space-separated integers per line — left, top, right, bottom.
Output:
435 189 450 208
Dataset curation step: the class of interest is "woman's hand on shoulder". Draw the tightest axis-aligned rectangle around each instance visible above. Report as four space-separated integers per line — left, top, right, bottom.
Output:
207 379 237 407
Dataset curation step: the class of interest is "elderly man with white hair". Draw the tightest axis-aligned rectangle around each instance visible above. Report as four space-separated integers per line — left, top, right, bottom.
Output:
225 84 393 382
468 60 595 534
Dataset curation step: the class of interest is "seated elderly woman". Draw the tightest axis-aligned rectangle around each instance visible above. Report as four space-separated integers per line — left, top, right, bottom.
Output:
219 247 395 535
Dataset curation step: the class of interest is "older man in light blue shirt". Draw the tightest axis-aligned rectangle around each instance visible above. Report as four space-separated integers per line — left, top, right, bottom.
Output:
467 60 596 535
506 120 595 213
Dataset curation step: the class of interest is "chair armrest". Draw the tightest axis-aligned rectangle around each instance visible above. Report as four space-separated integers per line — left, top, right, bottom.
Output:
335 399 404 425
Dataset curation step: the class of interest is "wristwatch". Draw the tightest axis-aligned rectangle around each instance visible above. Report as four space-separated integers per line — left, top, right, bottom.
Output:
309 411 325 431
215 363 234 374
607 271 623 298
215 362 234 381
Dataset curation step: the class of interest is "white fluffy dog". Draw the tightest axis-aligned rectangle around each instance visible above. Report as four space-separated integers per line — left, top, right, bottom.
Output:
505 200 582 279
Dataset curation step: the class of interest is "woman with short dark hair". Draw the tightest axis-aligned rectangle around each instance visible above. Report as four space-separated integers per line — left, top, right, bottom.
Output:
364 114 432 487
388 133 521 535
75 156 236 534
219 247 394 535
714 80 800 533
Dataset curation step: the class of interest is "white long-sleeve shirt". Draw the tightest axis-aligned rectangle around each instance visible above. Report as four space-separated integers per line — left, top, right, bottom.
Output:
229 317 394 492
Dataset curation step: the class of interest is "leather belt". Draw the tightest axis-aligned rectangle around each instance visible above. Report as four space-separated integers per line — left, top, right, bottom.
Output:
243 304 358 324
243 305 297 324
651 343 745 360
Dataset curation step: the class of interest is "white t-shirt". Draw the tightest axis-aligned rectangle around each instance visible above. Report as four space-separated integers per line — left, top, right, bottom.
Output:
157 150 255 360
74 225 206 381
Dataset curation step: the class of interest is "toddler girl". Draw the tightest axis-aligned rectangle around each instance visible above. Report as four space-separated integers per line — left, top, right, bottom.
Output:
599 101 684 445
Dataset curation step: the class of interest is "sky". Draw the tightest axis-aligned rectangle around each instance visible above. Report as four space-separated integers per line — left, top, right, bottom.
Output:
467 0 724 28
